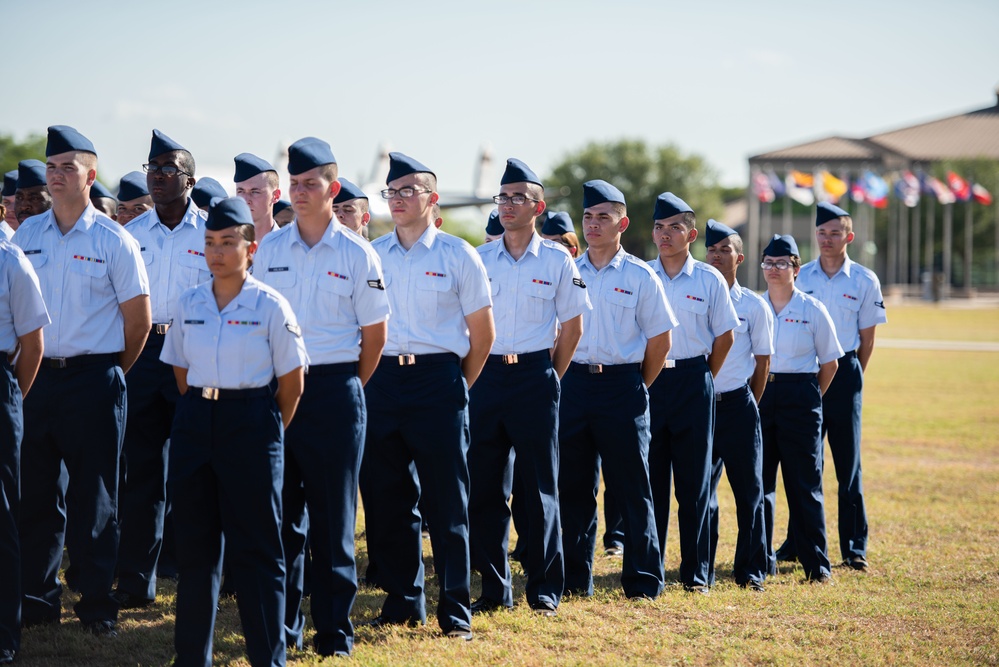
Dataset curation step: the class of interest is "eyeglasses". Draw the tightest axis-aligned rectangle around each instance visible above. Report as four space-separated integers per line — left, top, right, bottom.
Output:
142 164 191 177
380 187 432 200
761 261 792 270
493 194 538 206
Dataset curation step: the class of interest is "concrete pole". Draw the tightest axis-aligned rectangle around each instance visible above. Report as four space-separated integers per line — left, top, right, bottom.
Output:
942 203 953 299
911 199 921 288
964 202 974 296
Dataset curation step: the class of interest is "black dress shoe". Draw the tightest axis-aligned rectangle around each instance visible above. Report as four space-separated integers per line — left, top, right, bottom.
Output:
82 620 118 638
445 626 473 641
0 648 14 664
529 600 558 616
739 580 765 592
846 556 869 571
774 542 798 563
683 584 710 595
604 545 623 556
113 590 154 609
358 614 422 629
809 573 834 585
470 597 510 615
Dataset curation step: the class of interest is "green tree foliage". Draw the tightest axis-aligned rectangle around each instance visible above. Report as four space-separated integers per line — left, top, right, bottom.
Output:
545 139 725 258
0 132 47 175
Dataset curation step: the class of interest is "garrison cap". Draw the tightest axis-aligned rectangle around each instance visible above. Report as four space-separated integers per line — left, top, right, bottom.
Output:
500 158 542 187
763 233 799 257
386 152 434 184
653 192 693 220
149 129 187 160
90 180 116 201
3 171 18 197
17 160 47 189
816 201 850 226
485 209 503 236
118 171 149 201
234 153 277 183
272 199 292 216
704 219 738 247
333 178 367 203
191 178 228 209
46 125 96 157
287 137 336 175
541 210 574 236
205 196 253 231
582 180 625 208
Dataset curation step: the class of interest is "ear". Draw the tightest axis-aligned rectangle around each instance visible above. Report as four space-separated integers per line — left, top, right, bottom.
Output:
430 192 439 205
329 180 342 199
846 231 856 243
86 169 97 186
618 216 630 234
535 200 547 217
361 212 370 225
271 189 281 205
247 240 259 257
736 253 745 265
687 227 698 243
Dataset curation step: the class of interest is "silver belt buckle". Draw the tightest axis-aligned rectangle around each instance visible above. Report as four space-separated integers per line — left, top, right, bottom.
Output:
663 359 676 369
201 387 220 400
52 357 67 369
398 354 416 366
502 354 519 365
768 373 775 383
154 323 170 334
587 364 603 374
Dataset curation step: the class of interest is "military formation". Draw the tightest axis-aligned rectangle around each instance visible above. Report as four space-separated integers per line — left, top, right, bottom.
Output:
0 125 887 666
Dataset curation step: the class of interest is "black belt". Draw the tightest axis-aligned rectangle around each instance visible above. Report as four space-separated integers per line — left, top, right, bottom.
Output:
189 386 273 401
569 361 641 375
716 385 750 402
151 323 171 335
767 372 816 383
841 350 857 361
662 356 707 370
387 352 460 366
306 362 358 376
486 350 550 366
41 353 118 369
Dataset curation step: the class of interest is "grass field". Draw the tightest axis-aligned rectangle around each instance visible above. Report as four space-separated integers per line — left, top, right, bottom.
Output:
14 303 999 666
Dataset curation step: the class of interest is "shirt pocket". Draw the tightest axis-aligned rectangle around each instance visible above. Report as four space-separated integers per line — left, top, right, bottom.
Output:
317 271 354 320
605 287 638 333
523 280 556 323
25 251 48 273
789 321 814 358
675 294 709 317
836 293 862 316
264 266 297 289
68 257 110 307
416 272 451 319
177 251 210 287
734 317 749 335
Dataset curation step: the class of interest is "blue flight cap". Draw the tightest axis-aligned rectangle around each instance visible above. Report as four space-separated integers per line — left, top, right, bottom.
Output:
90 180 115 201
118 171 149 201
272 199 292 216
386 152 434 184
653 192 693 220
704 219 738 247
205 196 253 231
46 125 96 157
816 201 850 226
234 153 277 183
763 234 799 257
17 160 47 189
582 180 625 208
542 211 575 236
149 129 187 160
486 209 503 236
191 178 228 209
287 137 336 175
3 170 18 197
334 178 367 203
500 158 542 187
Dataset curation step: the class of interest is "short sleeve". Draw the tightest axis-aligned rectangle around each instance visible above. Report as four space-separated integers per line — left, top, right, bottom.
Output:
352 247 391 327
268 294 309 377
813 300 845 364
8 251 50 337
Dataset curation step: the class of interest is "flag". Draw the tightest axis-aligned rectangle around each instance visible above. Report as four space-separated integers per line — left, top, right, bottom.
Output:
820 171 848 203
766 168 785 198
972 182 993 205
752 171 775 203
786 171 814 206
946 172 971 201
898 171 921 208
928 176 956 204
861 170 889 203
851 180 866 203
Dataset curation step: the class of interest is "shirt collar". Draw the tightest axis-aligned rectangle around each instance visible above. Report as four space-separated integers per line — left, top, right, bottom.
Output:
729 279 743 302
387 222 438 254
147 197 204 231
495 231 542 262
42 202 99 236
289 216 344 250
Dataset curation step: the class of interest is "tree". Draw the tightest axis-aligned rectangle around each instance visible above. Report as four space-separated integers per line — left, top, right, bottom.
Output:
0 132 47 175
545 139 725 258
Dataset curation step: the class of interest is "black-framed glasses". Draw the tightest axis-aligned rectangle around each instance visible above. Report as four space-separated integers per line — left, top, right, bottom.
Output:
761 260 792 270
493 194 538 206
380 186 431 200
142 163 191 177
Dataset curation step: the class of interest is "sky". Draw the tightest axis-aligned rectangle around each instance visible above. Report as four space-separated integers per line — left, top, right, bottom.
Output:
3 0 997 219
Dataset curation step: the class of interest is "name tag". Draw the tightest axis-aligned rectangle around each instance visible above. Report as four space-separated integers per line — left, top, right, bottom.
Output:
184 319 205 325
268 266 289 272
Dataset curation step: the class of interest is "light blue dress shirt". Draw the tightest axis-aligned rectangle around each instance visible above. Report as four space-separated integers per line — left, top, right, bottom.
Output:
713 282 774 393
764 288 844 373
0 239 50 354
796 256 887 354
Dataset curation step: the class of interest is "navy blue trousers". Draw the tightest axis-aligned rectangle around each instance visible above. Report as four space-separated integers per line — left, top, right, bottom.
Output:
117 333 178 600
648 360 715 587
708 385 767 586
359 356 472 633
282 365 364 656
1 360 23 652
759 375 831 580
558 364 663 599
468 353 563 609
20 358 124 625
602 481 624 550
169 390 286 667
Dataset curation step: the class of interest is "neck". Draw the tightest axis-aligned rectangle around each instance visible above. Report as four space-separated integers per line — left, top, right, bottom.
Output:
587 242 620 271
502 226 534 261
212 272 246 310
395 219 432 251
296 213 331 248
767 282 794 306
52 197 88 234
722 269 737 289
819 252 847 276
155 197 190 230
254 215 276 240
659 250 689 279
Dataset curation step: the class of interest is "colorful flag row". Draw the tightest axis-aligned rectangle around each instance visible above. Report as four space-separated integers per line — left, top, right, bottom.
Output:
752 168 993 208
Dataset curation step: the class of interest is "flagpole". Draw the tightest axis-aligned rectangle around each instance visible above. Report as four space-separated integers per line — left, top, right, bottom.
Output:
964 199 974 297
911 196 921 292
899 195 909 289
942 202 953 300
925 196 936 300
748 179 760 291
887 195 897 287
